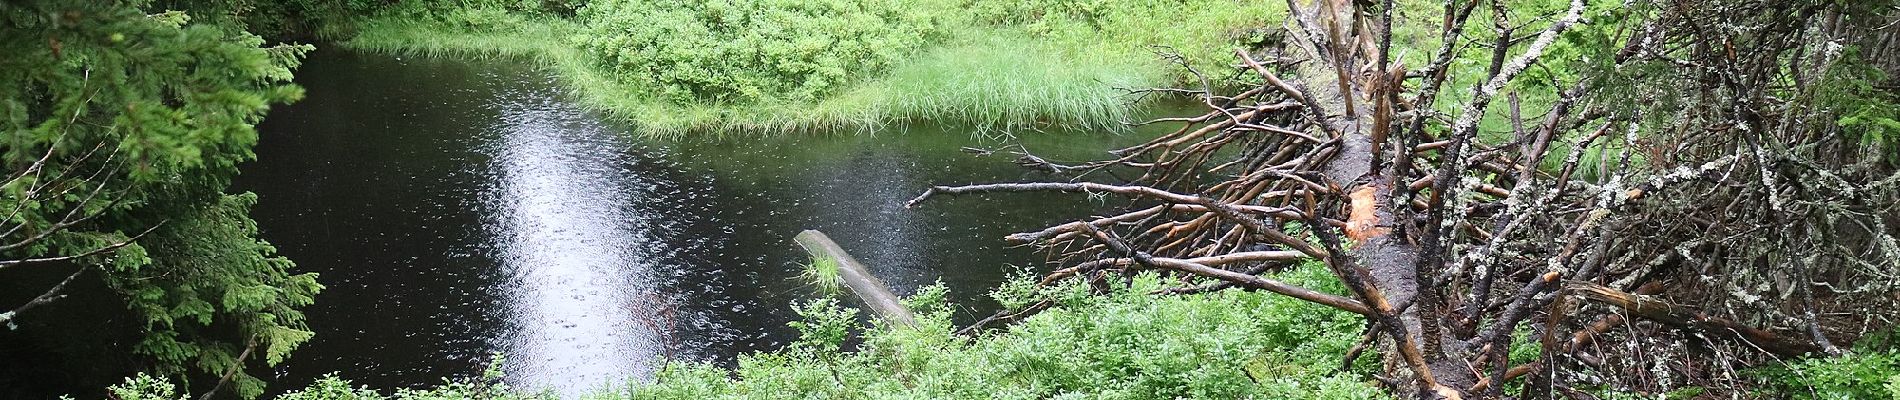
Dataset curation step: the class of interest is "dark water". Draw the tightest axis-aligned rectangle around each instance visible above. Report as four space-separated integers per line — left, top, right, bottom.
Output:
228 49 1153 397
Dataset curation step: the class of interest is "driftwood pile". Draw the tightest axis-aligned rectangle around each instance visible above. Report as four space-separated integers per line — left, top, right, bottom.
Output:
907 0 1900 398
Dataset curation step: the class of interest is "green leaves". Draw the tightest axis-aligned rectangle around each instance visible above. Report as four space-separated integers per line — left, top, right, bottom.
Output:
572 0 944 104
1753 351 1900 400
264 325 315 365
1818 47 1900 159
613 261 1382 399
134 263 1379 399
787 298 860 355
2 1 316 397
106 374 190 400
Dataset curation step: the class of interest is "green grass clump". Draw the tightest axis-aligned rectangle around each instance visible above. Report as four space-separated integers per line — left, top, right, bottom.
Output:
874 31 1159 132
799 255 845 295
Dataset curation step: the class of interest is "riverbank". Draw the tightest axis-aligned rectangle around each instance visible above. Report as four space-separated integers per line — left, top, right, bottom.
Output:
328 1 1286 136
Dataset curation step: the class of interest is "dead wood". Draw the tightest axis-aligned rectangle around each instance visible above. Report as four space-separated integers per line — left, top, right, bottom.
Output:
907 0 1900 398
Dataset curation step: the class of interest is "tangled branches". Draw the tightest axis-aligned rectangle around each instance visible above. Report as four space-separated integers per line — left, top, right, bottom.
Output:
908 0 1900 398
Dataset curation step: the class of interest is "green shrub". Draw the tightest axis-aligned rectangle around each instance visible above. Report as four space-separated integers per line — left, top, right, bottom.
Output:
960 0 1286 88
336 0 1291 134
573 0 945 104
107 354 550 400
102 262 1380 399
613 261 1384 399
1755 350 1900 400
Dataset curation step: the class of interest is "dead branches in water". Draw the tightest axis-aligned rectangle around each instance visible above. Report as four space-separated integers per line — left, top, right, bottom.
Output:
909 0 1900 398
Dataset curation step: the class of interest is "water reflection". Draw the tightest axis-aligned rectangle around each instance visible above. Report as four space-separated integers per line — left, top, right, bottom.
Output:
482 85 682 396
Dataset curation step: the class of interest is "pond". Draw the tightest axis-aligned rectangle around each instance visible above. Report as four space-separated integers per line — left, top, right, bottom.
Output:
231 49 1161 397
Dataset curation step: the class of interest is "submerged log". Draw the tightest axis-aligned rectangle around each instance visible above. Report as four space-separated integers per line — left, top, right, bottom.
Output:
793 230 916 327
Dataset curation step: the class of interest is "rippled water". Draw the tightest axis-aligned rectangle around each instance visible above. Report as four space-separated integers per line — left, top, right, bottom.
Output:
228 49 1157 397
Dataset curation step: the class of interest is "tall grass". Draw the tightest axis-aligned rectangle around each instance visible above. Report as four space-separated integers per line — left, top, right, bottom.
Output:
877 32 1160 133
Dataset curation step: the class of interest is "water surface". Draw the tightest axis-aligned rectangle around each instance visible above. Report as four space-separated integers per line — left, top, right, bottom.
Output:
239 49 1154 396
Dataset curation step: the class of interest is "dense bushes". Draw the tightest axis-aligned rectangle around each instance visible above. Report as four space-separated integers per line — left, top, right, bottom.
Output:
574 0 944 104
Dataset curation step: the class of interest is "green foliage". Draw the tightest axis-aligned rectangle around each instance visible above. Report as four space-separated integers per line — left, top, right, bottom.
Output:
987 267 1046 310
145 0 379 38
959 0 1285 88
273 375 387 400
1817 47 1900 159
609 261 1383 399
900 280 951 316
1754 350 1900 400
112 193 322 399
106 374 189 400
875 32 1153 132
799 255 844 295
122 262 1379 399
785 298 859 355
573 0 945 104
986 264 1099 311
115 354 553 400
1584 385 1711 400
1 0 317 397
342 13 1153 135
325 0 1288 135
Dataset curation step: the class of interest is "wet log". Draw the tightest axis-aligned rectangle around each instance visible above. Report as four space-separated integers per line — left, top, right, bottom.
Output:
794 230 916 327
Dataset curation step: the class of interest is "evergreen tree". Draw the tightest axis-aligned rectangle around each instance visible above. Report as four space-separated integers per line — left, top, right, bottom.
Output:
0 1 320 398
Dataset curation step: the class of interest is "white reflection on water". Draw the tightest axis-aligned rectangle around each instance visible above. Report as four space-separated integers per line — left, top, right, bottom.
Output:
481 87 671 397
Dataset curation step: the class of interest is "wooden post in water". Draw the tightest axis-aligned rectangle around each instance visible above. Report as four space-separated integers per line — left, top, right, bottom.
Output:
793 229 916 327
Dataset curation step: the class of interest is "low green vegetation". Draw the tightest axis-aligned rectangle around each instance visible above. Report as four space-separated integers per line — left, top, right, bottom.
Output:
106 262 1388 399
324 0 1286 135
573 0 945 104
798 255 844 295
101 260 1900 399
621 267 1380 399
1750 334 1900 400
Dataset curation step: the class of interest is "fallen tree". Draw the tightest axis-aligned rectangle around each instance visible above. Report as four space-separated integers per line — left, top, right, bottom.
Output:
908 0 1900 398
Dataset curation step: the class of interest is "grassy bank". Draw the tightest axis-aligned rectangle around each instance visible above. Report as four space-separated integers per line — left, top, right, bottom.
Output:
333 1 1284 136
